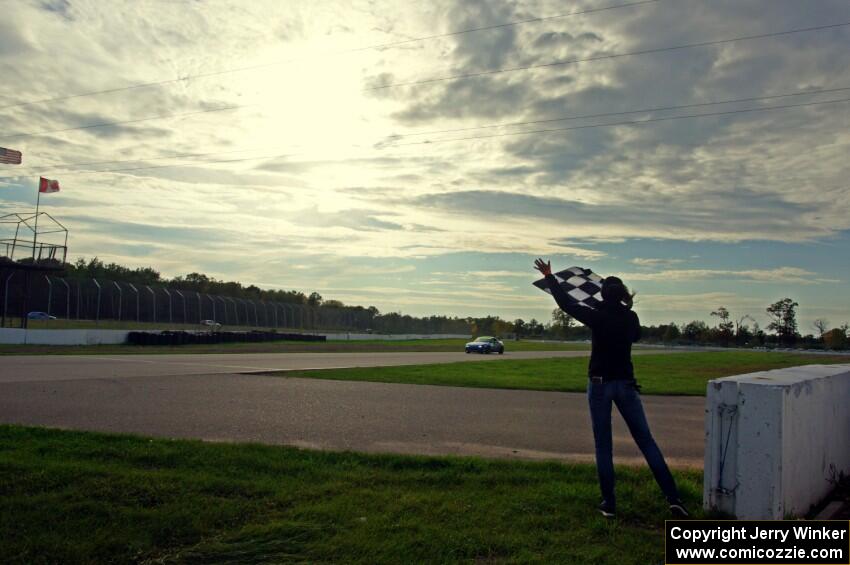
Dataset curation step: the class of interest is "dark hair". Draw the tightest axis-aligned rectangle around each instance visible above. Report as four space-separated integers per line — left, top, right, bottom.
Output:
601 276 635 309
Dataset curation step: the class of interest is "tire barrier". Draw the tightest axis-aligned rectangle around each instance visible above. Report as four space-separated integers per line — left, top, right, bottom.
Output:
126 330 326 346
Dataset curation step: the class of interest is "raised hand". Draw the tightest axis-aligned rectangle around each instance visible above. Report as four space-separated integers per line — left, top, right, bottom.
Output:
533 258 552 276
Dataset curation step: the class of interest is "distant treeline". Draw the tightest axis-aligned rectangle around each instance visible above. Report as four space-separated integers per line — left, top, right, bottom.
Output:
30 258 848 348
542 302 849 350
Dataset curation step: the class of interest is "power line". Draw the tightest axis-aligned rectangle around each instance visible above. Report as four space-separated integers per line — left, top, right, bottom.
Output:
390 97 850 147
4 20 844 142
384 85 850 139
0 0 662 111
2 95 845 180
6 83 846 147
0 104 253 140
12 150 303 178
354 0 662 50
7 146 272 172
366 21 850 91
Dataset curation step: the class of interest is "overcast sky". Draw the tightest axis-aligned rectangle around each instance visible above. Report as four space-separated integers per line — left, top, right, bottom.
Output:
1 0 848 330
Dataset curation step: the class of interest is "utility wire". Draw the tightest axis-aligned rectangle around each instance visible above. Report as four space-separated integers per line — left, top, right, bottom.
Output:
5 20 844 140
5 83 846 145
7 151 303 178
390 97 850 146
0 104 254 140
366 21 850 91
2 95 845 179
385 85 850 139
0 0 662 111
351 0 663 51
7 146 273 172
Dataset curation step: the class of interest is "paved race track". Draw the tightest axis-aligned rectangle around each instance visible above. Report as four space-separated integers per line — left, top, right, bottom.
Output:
0 349 705 467
0 350 594 382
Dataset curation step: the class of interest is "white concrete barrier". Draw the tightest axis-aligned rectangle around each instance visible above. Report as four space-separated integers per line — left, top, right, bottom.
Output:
0 328 470 346
704 364 850 519
0 328 131 345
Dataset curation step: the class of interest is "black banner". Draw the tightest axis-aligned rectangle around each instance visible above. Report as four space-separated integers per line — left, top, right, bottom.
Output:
666 521 849 564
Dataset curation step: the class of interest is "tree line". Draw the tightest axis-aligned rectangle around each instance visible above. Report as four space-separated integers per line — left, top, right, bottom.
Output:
49 258 849 348
541 298 849 350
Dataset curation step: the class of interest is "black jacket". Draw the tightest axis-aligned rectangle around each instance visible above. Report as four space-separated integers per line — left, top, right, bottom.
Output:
545 273 641 380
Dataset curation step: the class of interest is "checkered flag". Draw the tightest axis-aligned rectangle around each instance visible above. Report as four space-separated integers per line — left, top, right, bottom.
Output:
533 266 605 309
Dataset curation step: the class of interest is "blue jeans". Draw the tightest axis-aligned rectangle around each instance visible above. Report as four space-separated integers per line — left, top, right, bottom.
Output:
587 379 680 508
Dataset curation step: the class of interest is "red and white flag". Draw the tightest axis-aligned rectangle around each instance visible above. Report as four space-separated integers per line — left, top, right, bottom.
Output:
0 147 22 165
39 177 60 193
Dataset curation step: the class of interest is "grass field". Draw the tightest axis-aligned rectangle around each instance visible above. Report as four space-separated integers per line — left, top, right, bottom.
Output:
0 338 588 356
264 351 850 396
0 425 704 564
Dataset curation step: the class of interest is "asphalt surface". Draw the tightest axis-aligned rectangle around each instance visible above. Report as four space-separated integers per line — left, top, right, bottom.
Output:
0 350 706 467
0 349 685 383
0 350 594 383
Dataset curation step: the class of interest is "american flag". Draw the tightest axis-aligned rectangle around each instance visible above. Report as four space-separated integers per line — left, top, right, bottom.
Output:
0 147 22 165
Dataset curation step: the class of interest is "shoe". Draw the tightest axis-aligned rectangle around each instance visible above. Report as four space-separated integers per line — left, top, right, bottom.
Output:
598 500 616 518
669 499 690 518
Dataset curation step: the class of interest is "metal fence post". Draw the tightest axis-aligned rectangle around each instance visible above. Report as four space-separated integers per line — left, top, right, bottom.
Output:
3 272 15 327
113 281 122 321
60 277 70 320
45 275 53 322
128 283 139 322
92 279 101 324
217 296 227 325
208 295 216 324
252 301 259 327
162 288 172 324
146 286 155 323
196 292 202 323
238 299 247 327
175 290 186 323
227 298 238 325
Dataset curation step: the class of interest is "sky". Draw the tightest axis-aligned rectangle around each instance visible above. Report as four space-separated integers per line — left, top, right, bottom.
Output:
1 0 848 331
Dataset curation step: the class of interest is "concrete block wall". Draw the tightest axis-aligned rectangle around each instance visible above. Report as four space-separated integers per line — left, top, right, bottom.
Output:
704 364 850 518
0 328 129 345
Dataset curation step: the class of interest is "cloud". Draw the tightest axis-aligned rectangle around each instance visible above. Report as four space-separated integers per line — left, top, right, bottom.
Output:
0 16 36 57
402 188 833 243
282 206 405 232
38 0 74 21
466 270 530 278
635 292 767 313
630 257 686 268
623 266 841 285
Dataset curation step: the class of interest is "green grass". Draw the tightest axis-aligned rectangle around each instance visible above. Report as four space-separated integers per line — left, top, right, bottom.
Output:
0 425 704 564
265 351 850 396
0 338 588 356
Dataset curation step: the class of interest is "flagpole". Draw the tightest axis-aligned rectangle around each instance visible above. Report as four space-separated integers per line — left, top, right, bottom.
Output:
33 179 41 260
